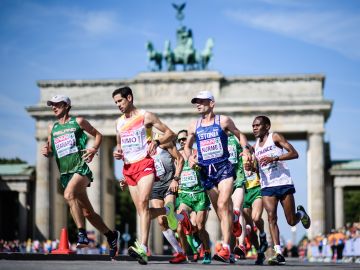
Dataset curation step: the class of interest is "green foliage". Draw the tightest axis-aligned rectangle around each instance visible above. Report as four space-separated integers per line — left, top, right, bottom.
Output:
0 157 26 164
344 188 360 223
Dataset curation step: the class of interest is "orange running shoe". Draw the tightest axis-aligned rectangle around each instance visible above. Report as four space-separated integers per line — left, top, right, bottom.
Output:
213 246 230 263
169 252 188 264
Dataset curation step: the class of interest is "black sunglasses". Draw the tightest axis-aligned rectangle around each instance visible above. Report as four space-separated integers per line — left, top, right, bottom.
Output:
177 138 187 142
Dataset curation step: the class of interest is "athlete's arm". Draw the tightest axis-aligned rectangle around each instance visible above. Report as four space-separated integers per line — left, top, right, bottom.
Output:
113 121 123 160
144 111 175 155
259 133 298 166
77 117 102 163
185 120 197 168
221 115 251 159
41 124 53 157
164 141 184 192
273 132 298 160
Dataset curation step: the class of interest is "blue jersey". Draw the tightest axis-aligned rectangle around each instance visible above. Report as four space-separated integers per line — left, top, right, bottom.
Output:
195 115 229 166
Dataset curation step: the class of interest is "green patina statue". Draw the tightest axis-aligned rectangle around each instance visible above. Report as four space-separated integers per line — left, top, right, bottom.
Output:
146 2 214 71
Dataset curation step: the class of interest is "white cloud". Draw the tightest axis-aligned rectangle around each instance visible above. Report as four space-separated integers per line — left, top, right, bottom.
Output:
224 9 360 60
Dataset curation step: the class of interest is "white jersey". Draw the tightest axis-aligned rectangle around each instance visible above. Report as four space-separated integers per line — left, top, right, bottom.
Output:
254 133 294 188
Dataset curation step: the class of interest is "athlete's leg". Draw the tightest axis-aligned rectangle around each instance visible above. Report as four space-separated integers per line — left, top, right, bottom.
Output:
195 210 210 250
251 198 265 233
232 187 245 244
128 173 155 247
176 203 192 253
243 207 260 249
280 193 300 226
150 198 166 229
262 196 280 246
64 173 110 233
216 177 234 245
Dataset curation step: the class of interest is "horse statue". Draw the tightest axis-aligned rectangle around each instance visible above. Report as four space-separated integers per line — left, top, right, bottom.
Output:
145 41 163 71
197 38 214 70
163 40 175 71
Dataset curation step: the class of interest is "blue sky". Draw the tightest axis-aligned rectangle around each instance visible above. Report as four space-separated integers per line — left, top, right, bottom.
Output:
1 0 359 243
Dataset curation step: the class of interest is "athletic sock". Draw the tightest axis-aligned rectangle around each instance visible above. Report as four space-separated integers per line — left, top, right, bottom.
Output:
140 243 148 253
274 245 282 254
186 235 198 254
78 228 86 235
163 229 184 253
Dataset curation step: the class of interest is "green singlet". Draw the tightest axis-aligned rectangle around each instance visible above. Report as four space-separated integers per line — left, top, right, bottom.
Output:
50 116 93 188
227 133 246 190
178 161 210 212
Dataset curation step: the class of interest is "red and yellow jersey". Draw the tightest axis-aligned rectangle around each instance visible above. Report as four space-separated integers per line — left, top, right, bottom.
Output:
116 110 152 164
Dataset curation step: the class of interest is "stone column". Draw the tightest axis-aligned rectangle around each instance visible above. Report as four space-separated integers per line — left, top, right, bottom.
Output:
35 137 51 240
307 132 325 239
86 137 102 242
334 186 344 229
18 191 27 241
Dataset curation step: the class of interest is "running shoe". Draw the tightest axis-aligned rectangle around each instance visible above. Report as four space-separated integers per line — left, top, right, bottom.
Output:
128 241 148 265
165 202 178 230
180 209 192 235
268 253 286 265
213 246 230 263
233 244 246 259
202 251 211 264
229 253 236 264
233 220 242 237
169 252 188 264
297 205 311 229
255 252 266 265
76 232 89 248
192 253 199 262
107 230 121 259
259 234 269 253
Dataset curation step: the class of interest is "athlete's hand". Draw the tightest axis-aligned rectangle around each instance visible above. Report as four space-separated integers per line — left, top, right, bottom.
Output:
259 156 275 166
188 153 198 169
147 140 158 156
119 178 128 191
113 148 124 160
169 179 179 193
81 147 98 163
41 144 51 157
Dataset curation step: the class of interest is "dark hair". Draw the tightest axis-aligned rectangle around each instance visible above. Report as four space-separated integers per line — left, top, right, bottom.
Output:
177 129 188 136
255 115 271 126
112 86 133 99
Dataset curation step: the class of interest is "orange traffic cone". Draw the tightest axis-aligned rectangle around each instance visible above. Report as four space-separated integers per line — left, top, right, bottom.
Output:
52 228 75 254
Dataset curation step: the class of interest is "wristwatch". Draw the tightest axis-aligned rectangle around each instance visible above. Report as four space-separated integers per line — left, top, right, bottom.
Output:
274 155 279 161
154 139 160 146
173 176 180 182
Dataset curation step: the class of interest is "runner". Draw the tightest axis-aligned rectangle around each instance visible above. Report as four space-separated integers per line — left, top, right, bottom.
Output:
241 151 268 265
176 130 212 264
227 132 247 259
112 86 177 264
41 95 120 259
149 133 188 264
184 90 251 263
248 115 311 265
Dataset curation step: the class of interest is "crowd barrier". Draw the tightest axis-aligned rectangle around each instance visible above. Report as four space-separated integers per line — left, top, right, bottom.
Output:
309 237 360 258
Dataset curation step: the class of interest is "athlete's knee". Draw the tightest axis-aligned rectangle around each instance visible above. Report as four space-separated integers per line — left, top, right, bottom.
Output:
267 212 278 224
286 215 298 226
157 216 167 228
64 190 77 201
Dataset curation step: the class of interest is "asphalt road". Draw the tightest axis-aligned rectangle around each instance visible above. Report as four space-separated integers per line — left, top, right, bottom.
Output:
0 256 359 270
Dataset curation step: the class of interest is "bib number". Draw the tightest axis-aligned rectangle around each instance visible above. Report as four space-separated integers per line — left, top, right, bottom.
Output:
54 133 78 158
200 138 223 160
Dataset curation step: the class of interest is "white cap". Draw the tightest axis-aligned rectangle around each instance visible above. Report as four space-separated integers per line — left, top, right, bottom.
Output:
191 90 214 104
47 95 71 106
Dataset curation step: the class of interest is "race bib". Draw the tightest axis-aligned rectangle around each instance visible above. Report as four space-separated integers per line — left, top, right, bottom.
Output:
199 138 223 160
153 156 166 177
228 144 238 164
180 170 198 188
120 128 144 154
54 133 78 158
